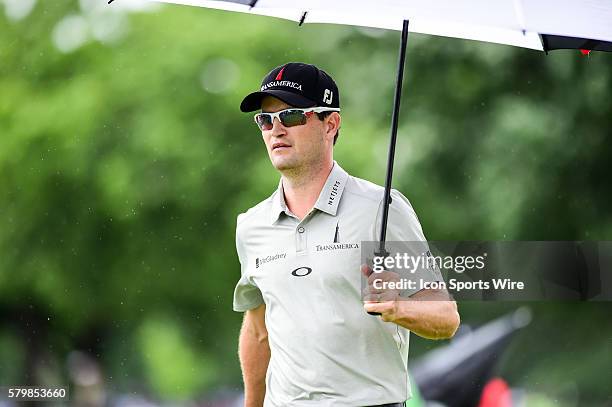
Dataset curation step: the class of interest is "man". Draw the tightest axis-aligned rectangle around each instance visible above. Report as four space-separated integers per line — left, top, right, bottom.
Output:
233 62 459 407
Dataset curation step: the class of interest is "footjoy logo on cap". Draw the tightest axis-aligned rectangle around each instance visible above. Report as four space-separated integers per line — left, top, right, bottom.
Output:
323 89 333 104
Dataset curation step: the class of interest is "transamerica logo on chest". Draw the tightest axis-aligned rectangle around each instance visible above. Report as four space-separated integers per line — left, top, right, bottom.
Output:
315 221 359 251
316 243 359 252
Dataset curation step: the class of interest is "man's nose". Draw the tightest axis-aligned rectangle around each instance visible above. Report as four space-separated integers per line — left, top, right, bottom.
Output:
270 117 286 137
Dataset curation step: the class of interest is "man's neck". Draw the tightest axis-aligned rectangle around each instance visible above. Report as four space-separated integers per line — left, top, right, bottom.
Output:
281 160 334 220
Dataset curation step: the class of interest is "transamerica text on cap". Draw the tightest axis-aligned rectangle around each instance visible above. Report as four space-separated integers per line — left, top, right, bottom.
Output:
261 80 303 91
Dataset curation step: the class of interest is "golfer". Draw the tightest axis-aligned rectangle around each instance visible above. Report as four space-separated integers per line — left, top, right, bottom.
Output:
233 62 460 407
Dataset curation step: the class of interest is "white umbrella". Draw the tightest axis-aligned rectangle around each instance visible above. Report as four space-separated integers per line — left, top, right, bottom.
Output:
130 0 612 256
140 0 612 51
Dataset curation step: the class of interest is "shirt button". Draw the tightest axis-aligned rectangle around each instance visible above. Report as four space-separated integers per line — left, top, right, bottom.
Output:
297 227 305 233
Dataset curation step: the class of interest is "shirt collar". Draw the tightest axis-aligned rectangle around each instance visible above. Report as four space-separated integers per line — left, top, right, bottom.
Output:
313 161 349 216
270 178 288 224
269 161 349 224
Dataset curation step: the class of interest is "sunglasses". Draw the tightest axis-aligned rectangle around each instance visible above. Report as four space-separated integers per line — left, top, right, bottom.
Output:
254 107 340 131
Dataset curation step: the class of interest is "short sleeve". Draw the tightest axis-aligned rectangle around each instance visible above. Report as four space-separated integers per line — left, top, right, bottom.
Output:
232 215 264 312
374 189 443 296
379 189 427 243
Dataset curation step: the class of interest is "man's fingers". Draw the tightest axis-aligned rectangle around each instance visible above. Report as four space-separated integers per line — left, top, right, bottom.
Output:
363 302 381 312
363 287 400 302
363 301 393 313
363 287 383 297
379 291 399 302
367 270 400 285
363 269 402 303
361 264 373 277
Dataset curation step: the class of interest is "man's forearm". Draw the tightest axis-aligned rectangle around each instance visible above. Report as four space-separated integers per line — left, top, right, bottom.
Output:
239 323 270 407
364 288 460 339
393 294 460 339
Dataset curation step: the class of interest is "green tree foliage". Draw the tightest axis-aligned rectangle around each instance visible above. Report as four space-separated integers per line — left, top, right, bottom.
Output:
1 0 611 403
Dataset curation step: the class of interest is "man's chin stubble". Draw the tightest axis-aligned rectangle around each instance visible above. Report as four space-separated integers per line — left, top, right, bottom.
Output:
273 161 294 171
271 156 300 172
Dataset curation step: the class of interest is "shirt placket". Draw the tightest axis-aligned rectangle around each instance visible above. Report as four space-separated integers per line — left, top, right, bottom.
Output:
295 211 317 255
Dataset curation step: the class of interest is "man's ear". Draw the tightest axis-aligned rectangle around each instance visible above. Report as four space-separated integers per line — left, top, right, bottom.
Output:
326 112 341 137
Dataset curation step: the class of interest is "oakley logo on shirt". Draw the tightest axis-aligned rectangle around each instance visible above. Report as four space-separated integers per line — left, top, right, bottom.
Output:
291 266 313 277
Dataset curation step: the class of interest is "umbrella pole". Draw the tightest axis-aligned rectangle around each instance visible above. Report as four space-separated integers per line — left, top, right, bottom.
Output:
377 19 410 257
368 20 409 316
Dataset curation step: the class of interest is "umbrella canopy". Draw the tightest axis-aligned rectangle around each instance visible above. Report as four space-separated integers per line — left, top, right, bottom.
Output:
147 0 612 51
136 0 612 259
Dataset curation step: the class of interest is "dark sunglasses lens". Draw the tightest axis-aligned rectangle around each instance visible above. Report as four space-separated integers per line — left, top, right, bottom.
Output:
279 110 307 127
255 114 273 130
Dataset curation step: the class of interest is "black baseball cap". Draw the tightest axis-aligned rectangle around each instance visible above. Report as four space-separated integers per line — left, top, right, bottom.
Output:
240 62 340 112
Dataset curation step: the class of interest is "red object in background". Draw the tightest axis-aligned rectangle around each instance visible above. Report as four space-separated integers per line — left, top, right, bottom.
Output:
478 377 512 407
580 49 592 56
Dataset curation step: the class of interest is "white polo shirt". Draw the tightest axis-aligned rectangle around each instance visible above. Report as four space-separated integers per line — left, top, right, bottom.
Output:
233 161 431 407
